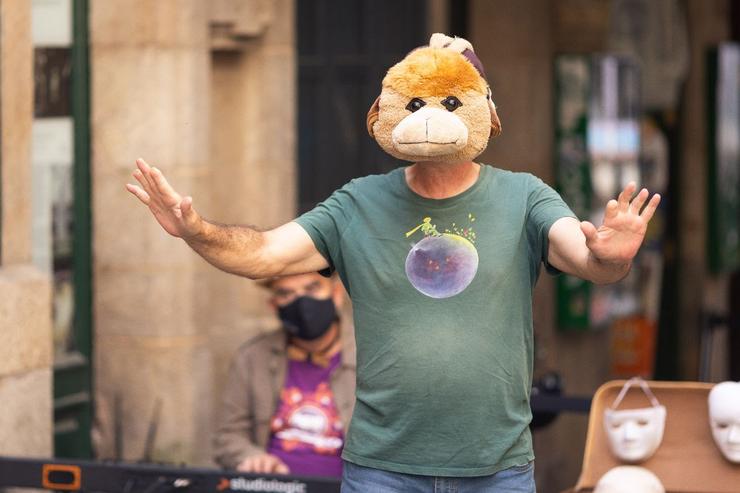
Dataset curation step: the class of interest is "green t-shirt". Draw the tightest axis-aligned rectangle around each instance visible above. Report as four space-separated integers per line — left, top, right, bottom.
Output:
294 164 575 477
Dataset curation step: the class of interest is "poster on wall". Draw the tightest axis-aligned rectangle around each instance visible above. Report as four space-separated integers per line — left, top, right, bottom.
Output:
707 43 740 274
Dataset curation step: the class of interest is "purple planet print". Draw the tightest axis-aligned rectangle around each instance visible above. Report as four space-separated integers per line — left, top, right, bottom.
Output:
405 233 479 298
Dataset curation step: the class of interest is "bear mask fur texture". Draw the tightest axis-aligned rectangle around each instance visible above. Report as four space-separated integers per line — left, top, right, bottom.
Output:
367 33 501 164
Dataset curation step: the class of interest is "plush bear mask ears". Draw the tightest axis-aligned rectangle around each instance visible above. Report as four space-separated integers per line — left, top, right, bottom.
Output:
367 34 501 163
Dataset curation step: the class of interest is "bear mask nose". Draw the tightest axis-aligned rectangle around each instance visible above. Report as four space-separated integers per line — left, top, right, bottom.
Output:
392 106 468 153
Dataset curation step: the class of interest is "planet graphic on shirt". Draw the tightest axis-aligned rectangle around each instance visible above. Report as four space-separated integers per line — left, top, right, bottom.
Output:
405 230 479 299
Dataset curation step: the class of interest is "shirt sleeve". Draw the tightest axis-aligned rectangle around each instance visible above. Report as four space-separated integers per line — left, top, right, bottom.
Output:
526 174 577 275
293 180 358 276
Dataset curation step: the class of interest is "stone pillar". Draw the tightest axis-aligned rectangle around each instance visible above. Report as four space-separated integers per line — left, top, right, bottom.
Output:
0 0 54 460
91 0 295 465
90 0 213 464
205 0 296 430
1 0 33 263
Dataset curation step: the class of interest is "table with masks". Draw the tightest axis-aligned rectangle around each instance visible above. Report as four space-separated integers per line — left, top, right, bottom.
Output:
563 378 740 493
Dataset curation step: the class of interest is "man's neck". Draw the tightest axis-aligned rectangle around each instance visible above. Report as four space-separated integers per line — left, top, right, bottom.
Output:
404 160 480 199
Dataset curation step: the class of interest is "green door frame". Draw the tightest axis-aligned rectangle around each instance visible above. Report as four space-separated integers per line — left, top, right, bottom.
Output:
54 0 92 458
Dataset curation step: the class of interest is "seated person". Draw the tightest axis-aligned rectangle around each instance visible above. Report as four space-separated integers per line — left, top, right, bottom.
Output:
213 272 356 478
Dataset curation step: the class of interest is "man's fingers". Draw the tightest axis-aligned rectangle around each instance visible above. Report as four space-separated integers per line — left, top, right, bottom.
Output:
266 456 288 474
629 188 649 214
617 182 637 211
640 194 661 223
261 457 275 473
136 157 151 173
132 169 154 196
239 458 254 472
150 166 180 202
133 168 167 211
580 221 597 243
252 456 267 473
125 183 150 205
246 457 259 472
136 158 159 195
605 199 619 219
237 455 287 474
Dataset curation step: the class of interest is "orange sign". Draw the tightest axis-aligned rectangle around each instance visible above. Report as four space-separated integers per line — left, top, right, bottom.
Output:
609 315 657 378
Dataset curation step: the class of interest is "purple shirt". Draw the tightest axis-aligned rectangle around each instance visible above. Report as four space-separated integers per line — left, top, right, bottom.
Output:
266 352 344 477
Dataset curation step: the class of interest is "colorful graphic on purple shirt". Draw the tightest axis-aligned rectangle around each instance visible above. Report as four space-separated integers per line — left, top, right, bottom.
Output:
405 215 479 298
266 352 344 477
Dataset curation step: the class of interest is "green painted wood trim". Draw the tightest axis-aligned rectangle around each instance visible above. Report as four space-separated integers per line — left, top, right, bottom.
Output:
72 0 91 359
54 0 93 458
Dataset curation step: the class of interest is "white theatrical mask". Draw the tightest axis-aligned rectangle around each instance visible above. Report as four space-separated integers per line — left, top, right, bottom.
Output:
594 466 665 493
708 381 740 463
604 378 666 463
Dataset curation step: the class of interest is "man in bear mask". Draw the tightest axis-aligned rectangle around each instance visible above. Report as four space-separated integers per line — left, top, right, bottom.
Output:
130 34 660 492
213 272 355 478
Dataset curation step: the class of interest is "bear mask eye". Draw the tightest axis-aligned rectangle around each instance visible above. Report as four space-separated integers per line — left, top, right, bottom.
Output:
441 96 462 111
406 98 426 112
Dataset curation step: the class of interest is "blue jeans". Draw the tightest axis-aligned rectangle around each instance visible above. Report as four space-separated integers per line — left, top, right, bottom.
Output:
340 460 536 493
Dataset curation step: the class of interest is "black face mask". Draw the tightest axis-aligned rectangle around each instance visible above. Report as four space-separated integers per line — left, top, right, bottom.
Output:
277 296 337 341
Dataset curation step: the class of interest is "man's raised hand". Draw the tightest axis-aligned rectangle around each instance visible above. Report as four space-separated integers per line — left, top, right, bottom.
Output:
580 182 661 265
126 158 203 239
126 158 330 279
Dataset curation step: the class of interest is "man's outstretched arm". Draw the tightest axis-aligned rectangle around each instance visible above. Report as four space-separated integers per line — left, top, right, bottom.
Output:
547 182 661 285
126 158 328 279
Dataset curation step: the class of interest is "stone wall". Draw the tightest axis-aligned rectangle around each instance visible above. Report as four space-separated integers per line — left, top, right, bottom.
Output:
90 0 295 465
0 0 54 462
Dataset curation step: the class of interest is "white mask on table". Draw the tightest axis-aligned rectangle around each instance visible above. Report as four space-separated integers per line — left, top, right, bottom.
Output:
604 378 666 463
708 381 740 463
